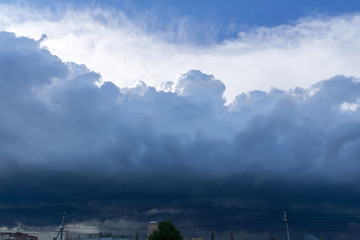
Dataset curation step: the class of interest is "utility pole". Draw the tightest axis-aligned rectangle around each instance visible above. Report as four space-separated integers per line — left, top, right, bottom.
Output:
211 229 214 240
282 211 290 240
60 212 67 240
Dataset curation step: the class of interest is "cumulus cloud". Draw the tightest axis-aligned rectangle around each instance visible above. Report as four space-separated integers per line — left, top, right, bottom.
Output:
170 70 226 106
1 4 360 102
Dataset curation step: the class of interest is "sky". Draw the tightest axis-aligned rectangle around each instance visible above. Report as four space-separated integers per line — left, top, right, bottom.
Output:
1 1 360 240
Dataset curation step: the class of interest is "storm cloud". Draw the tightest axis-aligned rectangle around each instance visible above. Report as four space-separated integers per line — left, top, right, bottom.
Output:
1 31 360 239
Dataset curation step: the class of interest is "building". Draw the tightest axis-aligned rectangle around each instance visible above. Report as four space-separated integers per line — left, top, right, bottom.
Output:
0 232 38 240
146 221 158 240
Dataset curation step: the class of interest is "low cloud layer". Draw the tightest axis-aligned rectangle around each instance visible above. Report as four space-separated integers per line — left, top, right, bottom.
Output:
1 32 360 239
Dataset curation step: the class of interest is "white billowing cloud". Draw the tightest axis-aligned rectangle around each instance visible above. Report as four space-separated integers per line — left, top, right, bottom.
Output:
169 70 226 106
1 4 360 102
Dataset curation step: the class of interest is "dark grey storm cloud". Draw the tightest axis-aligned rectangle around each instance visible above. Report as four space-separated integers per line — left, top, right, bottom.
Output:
1 31 360 239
